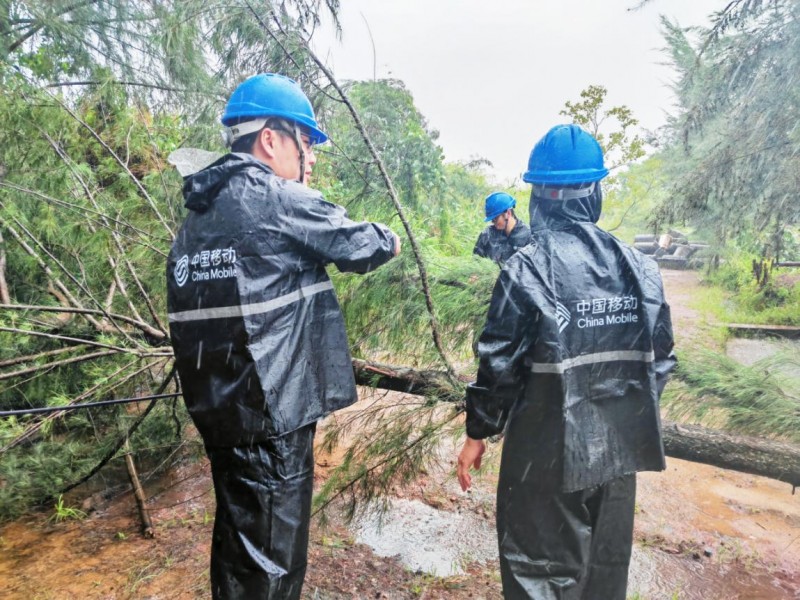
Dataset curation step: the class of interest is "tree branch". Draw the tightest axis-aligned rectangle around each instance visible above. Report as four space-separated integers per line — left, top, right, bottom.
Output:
57 364 177 498
249 5 458 380
0 303 166 340
34 84 175 238
0 349 118 382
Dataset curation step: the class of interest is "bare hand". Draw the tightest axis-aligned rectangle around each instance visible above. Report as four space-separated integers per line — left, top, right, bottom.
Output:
457 437 486 491
393 233 402 256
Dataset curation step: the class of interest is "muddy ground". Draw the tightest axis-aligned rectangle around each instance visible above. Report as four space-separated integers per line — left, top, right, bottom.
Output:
1 270 799 599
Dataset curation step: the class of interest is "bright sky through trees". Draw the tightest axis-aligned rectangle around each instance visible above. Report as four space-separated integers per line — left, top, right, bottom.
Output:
314 0 716 182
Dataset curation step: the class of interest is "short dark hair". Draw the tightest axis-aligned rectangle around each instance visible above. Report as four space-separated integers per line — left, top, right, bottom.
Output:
231 131 260 154
228 117 299 154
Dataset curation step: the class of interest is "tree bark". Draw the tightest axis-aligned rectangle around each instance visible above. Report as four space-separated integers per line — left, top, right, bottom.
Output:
0 231 10 304
661 422 800 489
352 359 800 489
352 358 465 403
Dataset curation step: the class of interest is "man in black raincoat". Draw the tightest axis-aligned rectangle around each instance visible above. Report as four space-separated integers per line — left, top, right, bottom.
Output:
457 124 676 599
167 74 399 599
473 191 531 265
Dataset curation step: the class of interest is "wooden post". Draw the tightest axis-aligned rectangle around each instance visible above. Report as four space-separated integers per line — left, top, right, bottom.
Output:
124 438 155 538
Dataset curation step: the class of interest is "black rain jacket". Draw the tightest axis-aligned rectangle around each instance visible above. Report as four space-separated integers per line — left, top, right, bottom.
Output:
466 188 676 492
167 153 396 446
473 219 531 265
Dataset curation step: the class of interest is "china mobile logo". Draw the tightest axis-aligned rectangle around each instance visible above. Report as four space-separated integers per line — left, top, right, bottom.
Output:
174 255 189 287
555 302 571 332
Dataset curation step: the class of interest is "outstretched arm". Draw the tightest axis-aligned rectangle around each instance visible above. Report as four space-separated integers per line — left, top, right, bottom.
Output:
281 189 399 273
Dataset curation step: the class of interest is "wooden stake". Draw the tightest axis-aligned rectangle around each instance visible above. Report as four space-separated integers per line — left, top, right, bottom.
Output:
124 439 155 538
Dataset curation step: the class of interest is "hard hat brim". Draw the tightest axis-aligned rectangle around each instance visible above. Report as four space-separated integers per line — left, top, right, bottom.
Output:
522 167 609 185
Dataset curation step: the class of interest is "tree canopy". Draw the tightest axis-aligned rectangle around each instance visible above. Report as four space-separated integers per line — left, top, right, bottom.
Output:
658 0 800 257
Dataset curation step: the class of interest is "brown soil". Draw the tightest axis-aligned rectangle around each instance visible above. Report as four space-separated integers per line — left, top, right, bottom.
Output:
1 269 798 599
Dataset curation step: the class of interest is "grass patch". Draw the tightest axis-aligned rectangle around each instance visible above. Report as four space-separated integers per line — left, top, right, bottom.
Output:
663 348 800 443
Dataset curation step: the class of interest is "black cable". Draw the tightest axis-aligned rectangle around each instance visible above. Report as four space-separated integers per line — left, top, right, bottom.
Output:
0 392 182 418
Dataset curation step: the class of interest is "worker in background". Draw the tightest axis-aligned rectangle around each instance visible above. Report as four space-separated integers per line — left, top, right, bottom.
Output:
167 73 400 600
473 191 531 265
457 124 676 599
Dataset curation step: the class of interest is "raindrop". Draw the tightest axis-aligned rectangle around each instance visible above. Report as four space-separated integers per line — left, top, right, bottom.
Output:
226 343 233 364
196 340 203 370
521 461 532 482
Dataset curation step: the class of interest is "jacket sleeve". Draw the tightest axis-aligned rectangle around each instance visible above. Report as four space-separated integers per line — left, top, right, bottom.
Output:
281 189 396 274
473 230 489 258
466 263 538 439
653 298 677 397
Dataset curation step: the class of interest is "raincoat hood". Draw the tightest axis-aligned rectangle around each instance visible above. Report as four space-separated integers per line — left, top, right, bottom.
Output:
529 183 602 231
183 153 265 213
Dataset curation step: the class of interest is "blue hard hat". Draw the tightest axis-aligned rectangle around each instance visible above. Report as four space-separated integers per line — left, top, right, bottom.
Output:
221 73 328 144
484 192 516 221
522 124 608 185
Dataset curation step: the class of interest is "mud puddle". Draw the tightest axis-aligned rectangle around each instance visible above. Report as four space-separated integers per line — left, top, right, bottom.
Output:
629 545 798 599
351 492 797 599
352 498 497 576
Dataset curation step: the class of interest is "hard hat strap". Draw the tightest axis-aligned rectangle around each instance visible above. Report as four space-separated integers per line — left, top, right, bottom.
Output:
292 122 306 185
222 118 307 184
533 182 595 200
222 118 268 147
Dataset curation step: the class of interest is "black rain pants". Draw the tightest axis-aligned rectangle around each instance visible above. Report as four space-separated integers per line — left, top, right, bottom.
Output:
497 473 636 600
206 423 316 600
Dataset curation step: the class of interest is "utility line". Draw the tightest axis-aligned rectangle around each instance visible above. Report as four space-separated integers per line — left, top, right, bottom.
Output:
0 392 181 418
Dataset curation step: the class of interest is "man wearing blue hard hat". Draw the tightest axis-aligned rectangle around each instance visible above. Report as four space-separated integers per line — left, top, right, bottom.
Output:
457 124 676 599
473 192 531 265
167 73 400 599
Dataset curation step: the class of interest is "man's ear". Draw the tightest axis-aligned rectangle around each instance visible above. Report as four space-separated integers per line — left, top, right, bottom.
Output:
256 128 277 160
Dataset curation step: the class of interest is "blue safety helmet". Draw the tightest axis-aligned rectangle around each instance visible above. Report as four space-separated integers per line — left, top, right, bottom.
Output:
221 73 328 144
522 124 608 185
484 192 516 222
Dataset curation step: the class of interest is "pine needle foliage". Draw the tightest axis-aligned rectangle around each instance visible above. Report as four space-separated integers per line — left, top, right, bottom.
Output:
0 1 347 519
657 1 800 256
662 348 800 443
313 391 463 523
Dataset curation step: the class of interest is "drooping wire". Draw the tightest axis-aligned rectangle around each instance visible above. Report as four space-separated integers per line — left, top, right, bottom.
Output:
0 392 181 418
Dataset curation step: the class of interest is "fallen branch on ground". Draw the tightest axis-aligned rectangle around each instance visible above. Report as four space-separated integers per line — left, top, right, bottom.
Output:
352 359 800 489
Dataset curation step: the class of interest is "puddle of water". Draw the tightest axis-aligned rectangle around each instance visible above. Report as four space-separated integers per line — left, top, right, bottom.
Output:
352 498 497 576
352 497 798 599
629 546 797 600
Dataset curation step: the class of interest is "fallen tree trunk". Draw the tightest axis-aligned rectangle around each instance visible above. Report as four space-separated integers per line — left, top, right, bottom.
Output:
661 422 800 489
352 359 800 489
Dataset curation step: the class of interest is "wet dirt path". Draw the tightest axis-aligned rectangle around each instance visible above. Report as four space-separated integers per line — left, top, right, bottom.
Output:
1 270 798 599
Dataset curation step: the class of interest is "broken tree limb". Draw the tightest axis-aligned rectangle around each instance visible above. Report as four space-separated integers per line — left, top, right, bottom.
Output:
351 359 800 488
352 358 465 403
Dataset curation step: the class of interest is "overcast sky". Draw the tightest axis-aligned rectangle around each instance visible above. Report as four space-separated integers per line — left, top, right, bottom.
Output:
313 0 719 183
